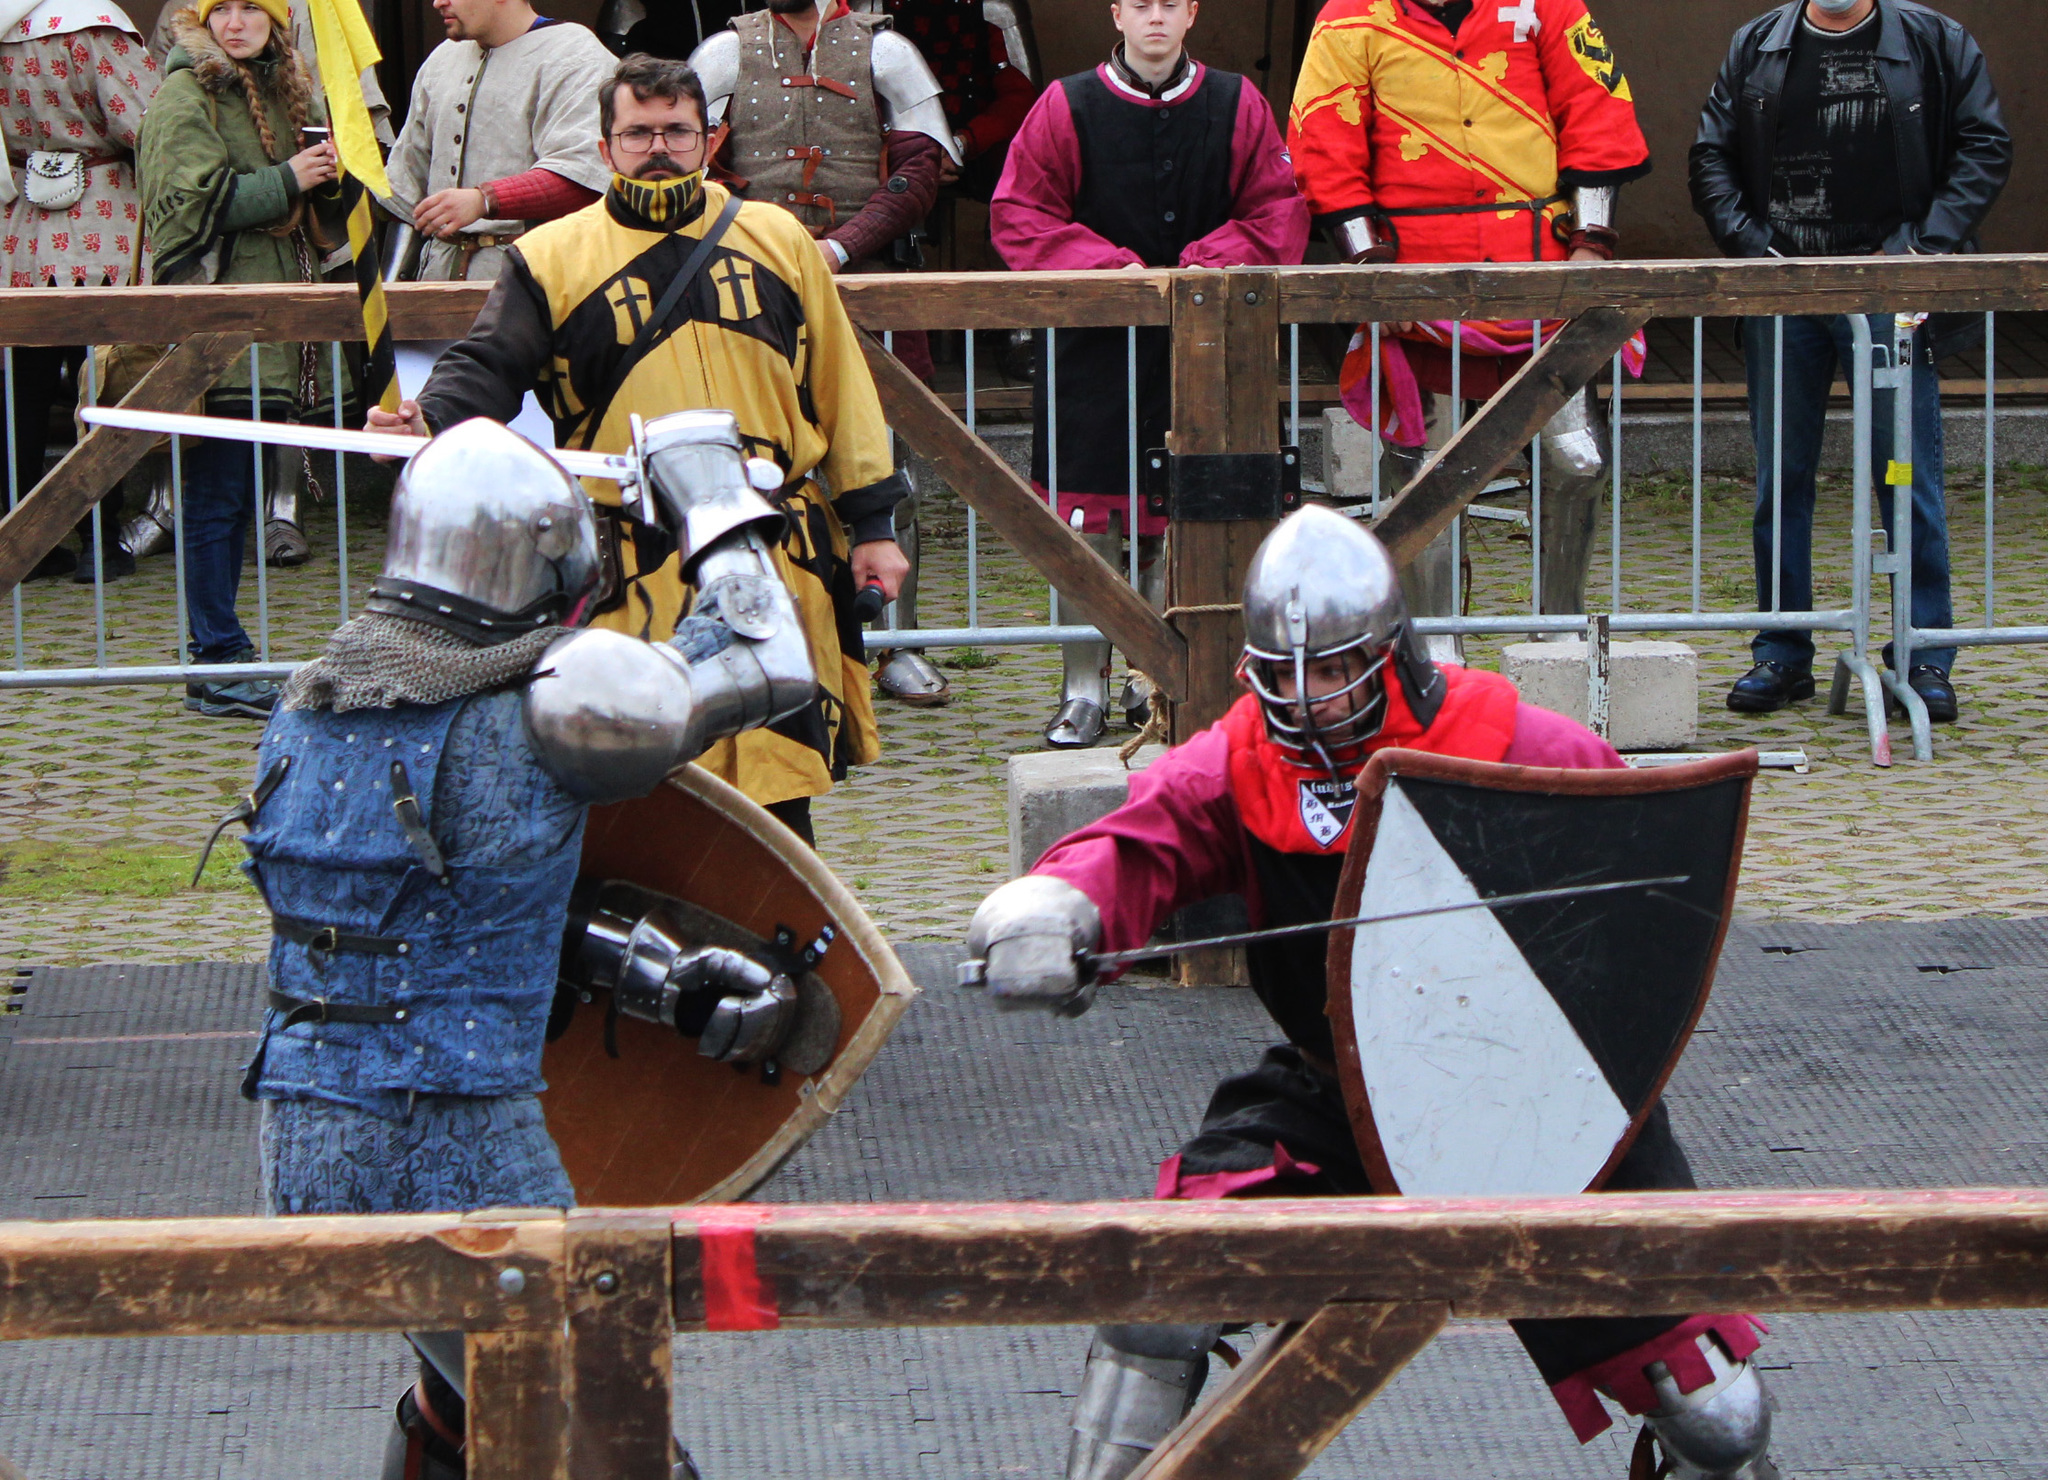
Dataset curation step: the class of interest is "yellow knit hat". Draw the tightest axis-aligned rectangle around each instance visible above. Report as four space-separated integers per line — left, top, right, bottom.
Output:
195 0 293 34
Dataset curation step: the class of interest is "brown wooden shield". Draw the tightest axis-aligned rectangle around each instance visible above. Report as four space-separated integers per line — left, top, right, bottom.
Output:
540 764 917 1205
1325 748 1756 1196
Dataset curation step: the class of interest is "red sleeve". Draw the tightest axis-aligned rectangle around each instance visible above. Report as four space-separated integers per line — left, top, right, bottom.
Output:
1501 702 1627 769
1532 0 1651 186
1285 0 1378 220
1180 81 1311 268
1031 726 1261 971
482 167 601 223
822 129 944 266
958 53 1041 159
989 82 1145 271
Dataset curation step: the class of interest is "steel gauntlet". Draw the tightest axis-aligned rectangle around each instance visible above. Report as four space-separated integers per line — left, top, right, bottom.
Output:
960 875 1103 1016
566 880 799 1064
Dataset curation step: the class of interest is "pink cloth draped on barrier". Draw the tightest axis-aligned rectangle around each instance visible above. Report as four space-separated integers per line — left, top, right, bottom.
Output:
1339 319 1649 449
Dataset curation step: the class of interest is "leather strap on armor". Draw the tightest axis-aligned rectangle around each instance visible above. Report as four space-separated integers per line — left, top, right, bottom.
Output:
388 760 448 879
266 988 411 1028
271 916 411 960
192 754 291 885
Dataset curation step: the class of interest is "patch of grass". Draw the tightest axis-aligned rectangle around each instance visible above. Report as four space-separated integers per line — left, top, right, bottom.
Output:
941 647 1000 671
0 840 248 901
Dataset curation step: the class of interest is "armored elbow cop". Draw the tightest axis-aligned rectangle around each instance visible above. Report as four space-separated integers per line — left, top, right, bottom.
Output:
523 411 817 805
565 880 800 1064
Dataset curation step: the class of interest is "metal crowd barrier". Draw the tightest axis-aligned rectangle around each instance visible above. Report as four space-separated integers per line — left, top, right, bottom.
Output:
0 263 2038 767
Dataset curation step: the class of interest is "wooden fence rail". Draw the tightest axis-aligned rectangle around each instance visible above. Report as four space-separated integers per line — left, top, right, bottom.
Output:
4 1192 2048 1478
3 253 2041 744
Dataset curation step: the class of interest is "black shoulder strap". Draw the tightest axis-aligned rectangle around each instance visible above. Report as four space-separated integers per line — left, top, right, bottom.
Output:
579 191 746 450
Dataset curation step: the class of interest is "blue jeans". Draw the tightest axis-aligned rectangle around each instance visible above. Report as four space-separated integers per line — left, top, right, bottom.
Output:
180 436 257 663
1744 314 1955 673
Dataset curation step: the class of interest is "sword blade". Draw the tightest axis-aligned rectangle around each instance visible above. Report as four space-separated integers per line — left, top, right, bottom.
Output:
76 406 636 481
1085 873 1693 970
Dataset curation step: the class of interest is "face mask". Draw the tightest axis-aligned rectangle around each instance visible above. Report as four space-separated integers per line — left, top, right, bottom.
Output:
609 168 705 227
1810 0 1864 14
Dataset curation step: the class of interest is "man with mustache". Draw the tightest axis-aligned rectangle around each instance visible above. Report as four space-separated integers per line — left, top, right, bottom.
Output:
371 52 911 850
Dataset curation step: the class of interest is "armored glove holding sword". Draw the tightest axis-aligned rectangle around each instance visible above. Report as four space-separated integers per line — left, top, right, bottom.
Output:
205 410 818 1480
963 506 1781 1480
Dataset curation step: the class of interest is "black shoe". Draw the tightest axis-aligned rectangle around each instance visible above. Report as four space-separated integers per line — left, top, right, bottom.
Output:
1907 664 1958 723
71 546 136 583
23 546 77 581
1727 661 1815 714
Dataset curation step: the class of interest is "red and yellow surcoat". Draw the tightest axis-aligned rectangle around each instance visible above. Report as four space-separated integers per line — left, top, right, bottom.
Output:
1288 0 1648 265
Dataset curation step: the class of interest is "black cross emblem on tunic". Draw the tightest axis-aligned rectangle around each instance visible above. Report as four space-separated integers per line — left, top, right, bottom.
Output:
607 276 654 343
710 257 755 322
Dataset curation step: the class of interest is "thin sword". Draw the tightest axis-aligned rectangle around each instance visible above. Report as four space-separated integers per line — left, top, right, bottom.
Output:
1082 873 1692 971
77 406 637 482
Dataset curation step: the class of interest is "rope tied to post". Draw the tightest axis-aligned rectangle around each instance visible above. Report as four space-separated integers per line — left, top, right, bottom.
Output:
1119 604 1242 766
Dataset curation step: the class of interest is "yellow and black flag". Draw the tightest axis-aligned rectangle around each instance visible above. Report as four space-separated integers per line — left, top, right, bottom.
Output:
306 0 399 412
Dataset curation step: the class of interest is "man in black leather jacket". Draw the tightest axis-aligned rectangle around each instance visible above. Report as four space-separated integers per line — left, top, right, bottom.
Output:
1689 0 2009 723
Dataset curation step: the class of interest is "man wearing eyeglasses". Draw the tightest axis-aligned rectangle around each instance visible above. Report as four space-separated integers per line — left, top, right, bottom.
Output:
382 0 617 282
371 53 911 849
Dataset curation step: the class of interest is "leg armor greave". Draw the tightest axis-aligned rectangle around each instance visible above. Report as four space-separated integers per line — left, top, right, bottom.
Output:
1637 1334 1779 1480
1380 439 1463 666
873 465 952 704
1067 1323 1221 1480
120 455 176 558
1047 529 1119 747
262 446 311 569
1535 388 1608 621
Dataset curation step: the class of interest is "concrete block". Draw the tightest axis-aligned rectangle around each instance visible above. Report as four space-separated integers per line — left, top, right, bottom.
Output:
1322 406 1382 501
1007 745 1166 877
1500 640 1698 751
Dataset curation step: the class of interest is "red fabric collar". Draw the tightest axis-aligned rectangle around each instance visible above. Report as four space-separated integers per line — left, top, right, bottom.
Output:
774 0 852 47
1219 665 1521 855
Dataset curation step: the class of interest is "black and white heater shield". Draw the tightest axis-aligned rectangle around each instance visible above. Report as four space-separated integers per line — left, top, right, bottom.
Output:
1326 749 1756 1196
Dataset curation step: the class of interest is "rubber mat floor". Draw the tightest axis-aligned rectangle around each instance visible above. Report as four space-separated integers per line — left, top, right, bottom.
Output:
4 922 2048 1478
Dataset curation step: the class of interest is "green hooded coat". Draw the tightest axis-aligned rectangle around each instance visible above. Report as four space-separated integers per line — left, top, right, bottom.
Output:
138 7 350 416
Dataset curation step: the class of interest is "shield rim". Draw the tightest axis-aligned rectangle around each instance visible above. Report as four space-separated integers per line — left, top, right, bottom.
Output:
1323 746 1757 1195
554 761 918 1205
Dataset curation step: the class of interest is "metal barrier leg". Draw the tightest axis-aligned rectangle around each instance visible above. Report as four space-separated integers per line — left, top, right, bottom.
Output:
1870 315 1932 760
1841 316 1892 767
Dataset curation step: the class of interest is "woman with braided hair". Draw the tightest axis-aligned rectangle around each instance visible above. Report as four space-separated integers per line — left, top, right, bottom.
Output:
137 0 350 718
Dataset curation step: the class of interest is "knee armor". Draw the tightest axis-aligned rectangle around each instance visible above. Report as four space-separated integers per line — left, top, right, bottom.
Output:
1638 1334 1779 1480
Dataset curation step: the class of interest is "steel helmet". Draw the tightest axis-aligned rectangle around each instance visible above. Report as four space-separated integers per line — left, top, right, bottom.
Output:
367 418 603 643
1238 505 1439 768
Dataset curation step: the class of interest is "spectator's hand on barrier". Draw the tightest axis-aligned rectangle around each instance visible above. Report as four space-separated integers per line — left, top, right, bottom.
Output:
1568 245 1608 264
366 399 429 460
288 140 338 193
1119 260 1146 271
414 187 488 240
851 538 909 602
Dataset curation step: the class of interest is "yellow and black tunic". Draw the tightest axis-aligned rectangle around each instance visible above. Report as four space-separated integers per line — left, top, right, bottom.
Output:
419 175 901 806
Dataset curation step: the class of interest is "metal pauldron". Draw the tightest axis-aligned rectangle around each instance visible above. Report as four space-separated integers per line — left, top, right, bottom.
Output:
566 880 799 1064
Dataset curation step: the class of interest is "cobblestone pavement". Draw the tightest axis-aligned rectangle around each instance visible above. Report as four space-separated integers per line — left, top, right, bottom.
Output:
4 445 2048 968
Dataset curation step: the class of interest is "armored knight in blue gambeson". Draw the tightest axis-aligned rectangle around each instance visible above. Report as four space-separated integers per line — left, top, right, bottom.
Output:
213 410 815 1480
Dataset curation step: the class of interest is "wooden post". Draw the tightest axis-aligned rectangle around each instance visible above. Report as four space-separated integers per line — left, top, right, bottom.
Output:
1131 1302 1449 1480
468 1329 569 1480
565 1210 674 1480
1166 269 1280 987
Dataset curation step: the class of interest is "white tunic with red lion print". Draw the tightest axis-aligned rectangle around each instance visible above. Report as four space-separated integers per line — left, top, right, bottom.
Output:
0 0 157 287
